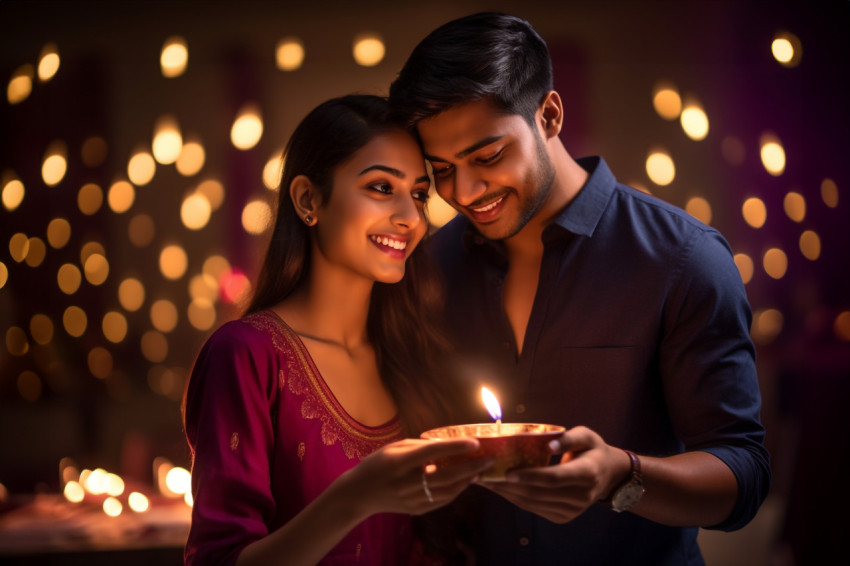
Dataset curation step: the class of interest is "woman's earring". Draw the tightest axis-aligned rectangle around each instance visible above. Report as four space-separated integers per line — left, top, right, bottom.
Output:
304 214 314 226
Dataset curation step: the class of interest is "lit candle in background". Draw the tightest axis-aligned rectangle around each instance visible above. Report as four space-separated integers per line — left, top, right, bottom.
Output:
481 386 502 434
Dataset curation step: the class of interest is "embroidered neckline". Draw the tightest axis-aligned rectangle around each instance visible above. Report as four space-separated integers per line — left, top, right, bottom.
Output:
242 311 400 458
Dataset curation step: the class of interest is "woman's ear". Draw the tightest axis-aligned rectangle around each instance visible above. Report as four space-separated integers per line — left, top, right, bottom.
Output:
289 175 320 226
538 90 564 139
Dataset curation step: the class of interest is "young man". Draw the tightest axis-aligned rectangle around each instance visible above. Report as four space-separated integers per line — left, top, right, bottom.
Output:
389 12 770 565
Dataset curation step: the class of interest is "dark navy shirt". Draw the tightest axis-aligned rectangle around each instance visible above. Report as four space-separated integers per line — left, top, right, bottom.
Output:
428 156 771 565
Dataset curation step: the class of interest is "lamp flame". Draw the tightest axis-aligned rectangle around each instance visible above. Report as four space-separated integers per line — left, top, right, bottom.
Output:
481 387 502 421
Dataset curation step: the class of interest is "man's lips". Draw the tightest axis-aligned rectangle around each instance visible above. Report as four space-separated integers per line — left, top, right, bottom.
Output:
465 194 506 222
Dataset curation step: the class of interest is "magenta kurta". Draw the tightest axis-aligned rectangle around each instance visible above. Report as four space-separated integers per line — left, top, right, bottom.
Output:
183 310 412 565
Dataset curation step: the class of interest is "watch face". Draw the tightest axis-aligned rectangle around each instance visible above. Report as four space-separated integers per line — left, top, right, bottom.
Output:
612 482 645 512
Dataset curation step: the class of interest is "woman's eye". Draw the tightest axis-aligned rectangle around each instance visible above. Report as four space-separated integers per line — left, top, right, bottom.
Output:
369 182 392 194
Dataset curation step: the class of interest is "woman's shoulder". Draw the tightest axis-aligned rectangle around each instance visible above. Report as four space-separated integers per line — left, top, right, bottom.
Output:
199 310 296 359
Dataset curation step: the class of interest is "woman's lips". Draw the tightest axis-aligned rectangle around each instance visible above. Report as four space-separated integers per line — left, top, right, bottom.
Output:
369 234 408 258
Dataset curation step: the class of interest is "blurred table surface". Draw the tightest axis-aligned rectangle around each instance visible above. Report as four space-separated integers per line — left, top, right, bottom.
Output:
0 493 189 565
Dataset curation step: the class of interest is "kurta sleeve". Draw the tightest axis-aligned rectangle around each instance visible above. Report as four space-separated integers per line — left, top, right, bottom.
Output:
661 228 772 531
183 320 280 566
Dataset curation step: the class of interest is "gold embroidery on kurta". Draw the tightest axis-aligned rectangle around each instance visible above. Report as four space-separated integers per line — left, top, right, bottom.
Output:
297 442 305 461
243 311 400 460
230 432 239 451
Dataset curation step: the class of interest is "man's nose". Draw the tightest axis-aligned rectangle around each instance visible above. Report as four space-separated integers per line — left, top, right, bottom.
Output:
452 166 487 207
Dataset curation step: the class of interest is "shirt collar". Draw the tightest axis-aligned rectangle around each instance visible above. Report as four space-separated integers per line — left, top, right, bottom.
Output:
548 156 616 238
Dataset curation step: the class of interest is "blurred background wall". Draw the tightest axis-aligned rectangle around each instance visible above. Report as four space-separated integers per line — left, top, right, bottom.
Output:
1 1 848 563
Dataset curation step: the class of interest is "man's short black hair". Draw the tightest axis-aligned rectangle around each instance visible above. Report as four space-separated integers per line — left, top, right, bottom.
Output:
389 12 553 128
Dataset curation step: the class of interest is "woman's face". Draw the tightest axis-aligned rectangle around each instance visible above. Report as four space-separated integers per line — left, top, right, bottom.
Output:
312 129 430 284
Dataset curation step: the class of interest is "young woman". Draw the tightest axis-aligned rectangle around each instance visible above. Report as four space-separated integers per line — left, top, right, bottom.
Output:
182 95 489 566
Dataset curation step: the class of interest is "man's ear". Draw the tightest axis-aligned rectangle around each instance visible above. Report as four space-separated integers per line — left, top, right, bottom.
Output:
289 175 320 224
539 90 564 139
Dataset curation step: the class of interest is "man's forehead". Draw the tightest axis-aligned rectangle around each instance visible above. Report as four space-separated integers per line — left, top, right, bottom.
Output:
417 101 522 155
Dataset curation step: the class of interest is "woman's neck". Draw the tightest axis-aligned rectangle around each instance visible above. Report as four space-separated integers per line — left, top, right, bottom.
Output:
277 266 373 352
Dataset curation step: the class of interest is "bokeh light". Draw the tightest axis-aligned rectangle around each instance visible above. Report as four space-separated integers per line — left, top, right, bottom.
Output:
42 141 68 187
24 237 47 267
176 137 205 176
108 180 135 213
352 33 385 66
152 115 183 165
47 218 71 248
119 278 146 312
103 497 123 517
645 150 675 186
820 178 839 208
799 230 821 261
88 346 113 378
652 81 681 121
2 175 25 211
771 30 802 67
9 232 30 263
763 248 788 279
151 299 179 333
835 312 850 342
57 263 82 295
38 43 60 82
18 371 42 402
231 104 263 150
128 214 156 247
0 262 8 289
159 245 188 280
161 36 188 78
181 193 212 230
742 197 767 228
188 298 217 331
6 326 29 356
263 149 284 190
759 132 786 176
128 148 156 186
196 179 225 211
276 37 305 71
63 306 88 337
128 492 150 513
220 268 251 305
783 191 806 222
7 64 33 105
680 97 709 141
242 199 272 234
102 311 129 343
141 330 168 363
78 183 104 215
30 314 54 345
84 253 110 286
752 308 784 345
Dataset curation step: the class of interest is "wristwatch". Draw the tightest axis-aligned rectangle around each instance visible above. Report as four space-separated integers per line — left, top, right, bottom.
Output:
601 449 645 513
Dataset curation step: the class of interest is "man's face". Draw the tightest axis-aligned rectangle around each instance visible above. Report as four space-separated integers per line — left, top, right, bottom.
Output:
417 99 555 241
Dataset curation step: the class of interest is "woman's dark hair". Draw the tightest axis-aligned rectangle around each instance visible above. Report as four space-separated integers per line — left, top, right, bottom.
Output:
245 94 456 435
389 12 553 128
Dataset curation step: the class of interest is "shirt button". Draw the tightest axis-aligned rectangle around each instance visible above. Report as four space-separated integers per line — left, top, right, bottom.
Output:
519 536 530 546
515 404 526 414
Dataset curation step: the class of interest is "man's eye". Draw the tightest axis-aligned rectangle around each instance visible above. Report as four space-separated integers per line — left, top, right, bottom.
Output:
431 164 453 178
478 149 503 164
413 189 430 203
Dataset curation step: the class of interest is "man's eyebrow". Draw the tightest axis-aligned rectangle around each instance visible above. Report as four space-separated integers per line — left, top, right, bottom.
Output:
424 135 504 162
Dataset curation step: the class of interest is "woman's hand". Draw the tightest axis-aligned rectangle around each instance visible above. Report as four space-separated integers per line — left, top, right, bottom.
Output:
339 437 492 517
